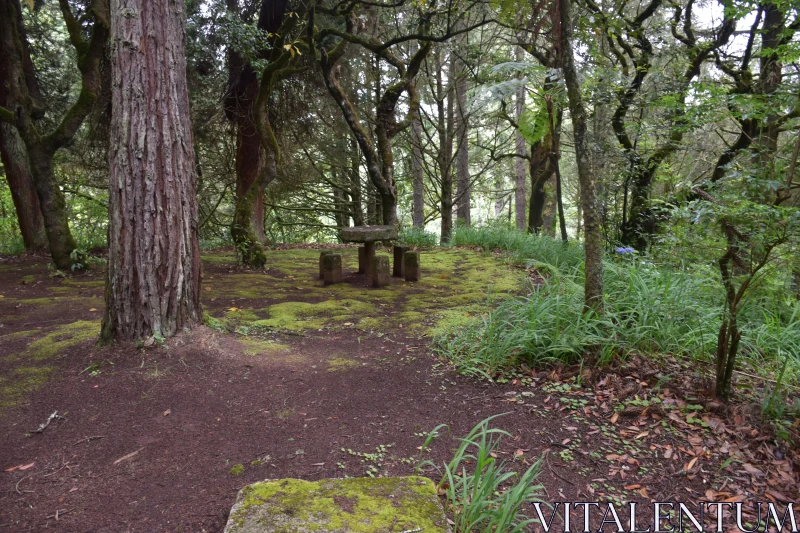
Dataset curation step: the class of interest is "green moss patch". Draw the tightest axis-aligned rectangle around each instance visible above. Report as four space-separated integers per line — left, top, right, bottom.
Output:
0 366 54 412
327 357 361 372
201 248 523 337
20 320 99 361
238 338 291 357
225 476 449 533
252 299 373 332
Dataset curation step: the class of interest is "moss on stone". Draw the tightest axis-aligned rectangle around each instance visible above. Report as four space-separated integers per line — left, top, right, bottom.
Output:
19 275 36 285
224 476 449 533
230 464 245 476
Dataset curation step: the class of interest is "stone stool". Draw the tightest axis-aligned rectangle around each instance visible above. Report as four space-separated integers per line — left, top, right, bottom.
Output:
318 250 334 279
372 255 390 288
404 250 421 282
322 253 342 286
393 244 409 277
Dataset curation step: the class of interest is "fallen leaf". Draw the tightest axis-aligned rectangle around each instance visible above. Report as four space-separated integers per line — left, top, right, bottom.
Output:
311 462 325 466
624 484 641 489
742 464 765 477
163 409 171 417
343 322 353 326
611 413 619 424
685 456 699 471
113 447 144 465
89 308 97 312
69 487 79 493
4 462 34 472
228 307 239 312
639 487 649 498
634 431 649 440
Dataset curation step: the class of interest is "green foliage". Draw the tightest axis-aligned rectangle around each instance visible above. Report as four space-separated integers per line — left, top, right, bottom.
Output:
417 415 544 533
450 225 584 272
439 228 800 386
0 180 25 255
398 226 438 248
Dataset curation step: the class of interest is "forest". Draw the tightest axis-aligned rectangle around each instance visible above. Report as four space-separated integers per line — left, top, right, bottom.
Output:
1 0 800 531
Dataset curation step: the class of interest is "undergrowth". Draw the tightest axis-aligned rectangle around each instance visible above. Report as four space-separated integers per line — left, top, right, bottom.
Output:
417 415 544 533
437 227 800 388
399 226 439 248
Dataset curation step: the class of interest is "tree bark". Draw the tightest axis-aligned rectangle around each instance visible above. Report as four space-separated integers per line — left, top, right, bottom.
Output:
514 46 528 231
454 43 470 226
559 0 604 313
411 112 424 227
435 50 455 244
0 122 46 250
103 0 201 341
225 0 287 266
0 0 104 270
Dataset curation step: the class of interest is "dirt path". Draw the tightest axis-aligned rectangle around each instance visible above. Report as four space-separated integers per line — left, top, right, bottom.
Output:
0 248 797 532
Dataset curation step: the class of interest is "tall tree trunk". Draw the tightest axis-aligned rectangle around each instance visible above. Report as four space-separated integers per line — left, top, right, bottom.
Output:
514 46 528 231
454 46 470 226
0 122 46 250
436 50 455 244
527 139 555 233
411 112 424 227
226 0 287 265
103 0 201 341
26 147 79 269
495 175 505 217
559 0 604 312
350 137 365 226
0 0 101 270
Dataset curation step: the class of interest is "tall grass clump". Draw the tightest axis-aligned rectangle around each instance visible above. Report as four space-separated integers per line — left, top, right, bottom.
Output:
437 226 800 381
450 225 584 274
417 415 544 533
399 226 439 248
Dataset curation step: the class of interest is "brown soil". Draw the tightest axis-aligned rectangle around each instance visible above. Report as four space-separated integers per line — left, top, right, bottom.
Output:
0 250 797 533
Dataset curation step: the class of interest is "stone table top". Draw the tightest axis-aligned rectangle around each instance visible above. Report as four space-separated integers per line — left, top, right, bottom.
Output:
339 225 398 243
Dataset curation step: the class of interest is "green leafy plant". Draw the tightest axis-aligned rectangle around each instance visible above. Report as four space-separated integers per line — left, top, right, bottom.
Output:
417 415 544 533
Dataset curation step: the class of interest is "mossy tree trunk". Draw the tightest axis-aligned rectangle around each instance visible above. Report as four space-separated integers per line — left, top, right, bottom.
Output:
225 0 288 268
0 122 46 251
0 0 108 270
103 0 201 341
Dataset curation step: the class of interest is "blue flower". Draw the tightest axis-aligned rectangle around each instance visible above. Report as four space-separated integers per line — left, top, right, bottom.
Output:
615 247 636 254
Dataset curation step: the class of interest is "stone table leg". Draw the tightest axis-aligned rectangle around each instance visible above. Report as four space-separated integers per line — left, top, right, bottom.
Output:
364 241 376 278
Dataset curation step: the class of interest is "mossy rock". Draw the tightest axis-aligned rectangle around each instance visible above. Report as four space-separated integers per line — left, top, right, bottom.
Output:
224 476 450 533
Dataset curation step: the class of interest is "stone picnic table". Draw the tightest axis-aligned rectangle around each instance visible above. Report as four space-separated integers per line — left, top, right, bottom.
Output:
318 225 419 287
338 225 398 277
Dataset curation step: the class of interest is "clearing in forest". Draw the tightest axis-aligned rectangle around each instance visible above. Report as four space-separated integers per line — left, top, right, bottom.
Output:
0 246 796 532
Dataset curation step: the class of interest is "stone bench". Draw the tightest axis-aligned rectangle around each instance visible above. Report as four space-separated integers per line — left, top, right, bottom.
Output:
224 476 451 533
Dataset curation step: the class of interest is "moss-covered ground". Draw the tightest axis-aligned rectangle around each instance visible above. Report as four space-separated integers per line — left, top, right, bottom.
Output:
0 246 522 414
202 246 522 341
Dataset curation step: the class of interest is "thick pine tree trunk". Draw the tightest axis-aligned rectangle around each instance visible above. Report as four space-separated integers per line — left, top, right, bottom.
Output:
0 122 46 250
103 0 201 341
